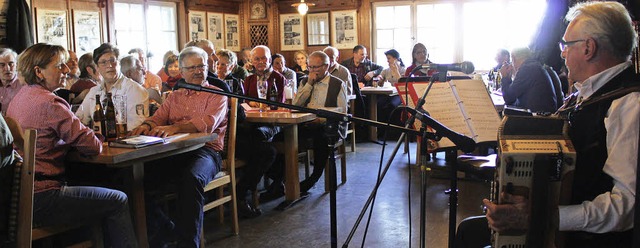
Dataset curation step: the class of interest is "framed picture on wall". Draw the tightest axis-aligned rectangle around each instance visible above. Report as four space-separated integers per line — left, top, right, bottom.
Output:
36 9 69 49
188 11 206 41
307 12 329 46
72 10 101 54
280 13 305 51
207 12 224 49
224 14 240 51
330 10 358 49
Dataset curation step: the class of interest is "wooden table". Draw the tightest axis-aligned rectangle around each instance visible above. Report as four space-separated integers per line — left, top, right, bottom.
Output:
244 110 316 208
359 86 398 141
67 133 215 248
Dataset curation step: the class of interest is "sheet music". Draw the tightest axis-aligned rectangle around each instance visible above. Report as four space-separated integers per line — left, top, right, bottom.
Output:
453 80 501 143
412 82 470 149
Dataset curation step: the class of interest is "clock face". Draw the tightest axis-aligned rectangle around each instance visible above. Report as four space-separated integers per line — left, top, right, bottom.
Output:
251 2 266 19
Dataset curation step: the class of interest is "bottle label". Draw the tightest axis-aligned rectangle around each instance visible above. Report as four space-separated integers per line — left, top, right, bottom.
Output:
93 121 103 134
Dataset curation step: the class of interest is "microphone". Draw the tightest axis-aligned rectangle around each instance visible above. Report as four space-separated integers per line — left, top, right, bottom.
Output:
419 61 475 74
175 80 203 91
402 107 477 153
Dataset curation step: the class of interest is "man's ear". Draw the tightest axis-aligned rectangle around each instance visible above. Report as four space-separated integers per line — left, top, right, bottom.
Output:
584 38 598 60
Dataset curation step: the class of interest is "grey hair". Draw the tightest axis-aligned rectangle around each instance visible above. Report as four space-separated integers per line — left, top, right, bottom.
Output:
250 45 271 59
120 55 139 74
185 39 214 50
309 51 330 65
566 1 638 60
323 46 339 59
179 46 208 68
128 48 144 55
163 50 179 65
510 47 532 61
216 49 237 66
0 48 17 60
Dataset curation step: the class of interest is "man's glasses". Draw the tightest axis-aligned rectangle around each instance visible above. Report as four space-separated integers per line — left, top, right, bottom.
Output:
308 64 327 70
558 39 586 51
182 64 208 72
97 58 118 67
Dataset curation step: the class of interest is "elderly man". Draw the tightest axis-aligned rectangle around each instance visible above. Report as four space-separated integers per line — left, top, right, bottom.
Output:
294 51 347 194
184 39 235 93
243 45 286 106
131 46 228 247
120 55 146 85
500 47 558 113
340 45 383 86
75 43 149 130
323 46 353 95
456 2 639 248
129 48 162 90
64 50 80 89
0 48 24 115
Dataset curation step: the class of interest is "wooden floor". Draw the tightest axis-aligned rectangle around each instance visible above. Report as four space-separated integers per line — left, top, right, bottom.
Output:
204 141 492 248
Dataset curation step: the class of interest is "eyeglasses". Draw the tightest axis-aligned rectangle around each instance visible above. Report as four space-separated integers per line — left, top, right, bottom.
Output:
558 39 586 51
97 58 118 67
308 64 327 70
182 64 207 72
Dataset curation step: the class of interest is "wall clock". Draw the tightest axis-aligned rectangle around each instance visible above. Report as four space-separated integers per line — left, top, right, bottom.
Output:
250 0 267 20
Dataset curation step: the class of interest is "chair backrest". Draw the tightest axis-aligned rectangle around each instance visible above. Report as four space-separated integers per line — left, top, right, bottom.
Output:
350 73 365 117
3 119 37 248
544 65 564 110
225 97 238 169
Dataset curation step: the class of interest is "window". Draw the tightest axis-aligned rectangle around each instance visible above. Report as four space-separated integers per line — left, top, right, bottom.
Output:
114 1 178 72
373 0 546 71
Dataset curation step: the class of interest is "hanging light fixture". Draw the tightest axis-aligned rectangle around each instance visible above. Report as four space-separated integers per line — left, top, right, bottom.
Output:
291 0 315 15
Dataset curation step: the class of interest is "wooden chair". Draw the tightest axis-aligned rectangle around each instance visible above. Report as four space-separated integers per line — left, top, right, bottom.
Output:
6 117 103 248
201 98 240 245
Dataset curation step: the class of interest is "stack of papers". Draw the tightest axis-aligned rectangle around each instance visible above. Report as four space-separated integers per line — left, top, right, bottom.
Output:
109 135 165 149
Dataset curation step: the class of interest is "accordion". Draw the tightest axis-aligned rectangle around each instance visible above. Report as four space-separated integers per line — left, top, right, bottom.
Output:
492 115 576 248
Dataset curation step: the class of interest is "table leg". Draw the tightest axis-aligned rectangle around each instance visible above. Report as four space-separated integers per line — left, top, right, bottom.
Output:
276 124 308 210
131 162 149 248
368 95 378 141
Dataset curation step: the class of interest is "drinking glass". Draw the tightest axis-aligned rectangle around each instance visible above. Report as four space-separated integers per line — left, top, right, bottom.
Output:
257 80 268 111
112 95 127 139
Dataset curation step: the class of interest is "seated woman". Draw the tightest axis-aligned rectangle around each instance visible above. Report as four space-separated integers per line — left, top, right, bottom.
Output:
375 49 405 130
162 52 181 92
7 43 137 247
293 50 309 75
405 43 436 77
69 52 101 103
272 53 297 99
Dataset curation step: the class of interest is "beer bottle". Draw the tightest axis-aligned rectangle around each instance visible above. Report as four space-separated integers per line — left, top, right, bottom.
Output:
104 93 117 141
92 94 106 137
269 79 278 110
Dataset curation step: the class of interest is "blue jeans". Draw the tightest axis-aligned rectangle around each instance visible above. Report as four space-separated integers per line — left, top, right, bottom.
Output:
145 147 221 248
33 185 137 247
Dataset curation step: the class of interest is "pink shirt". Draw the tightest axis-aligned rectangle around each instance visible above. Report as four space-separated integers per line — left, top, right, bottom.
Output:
7 84 102 193
145 81 228 151
0 76 25 115
143 71 162 90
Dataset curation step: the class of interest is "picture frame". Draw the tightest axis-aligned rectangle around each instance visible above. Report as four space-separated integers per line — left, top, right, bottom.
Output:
330 10 358 49
72 10 101 54
206 12 224 49
36 8 69 49
224 14 240 51
188 11 206 41
306 12 330 46
280 13 305 51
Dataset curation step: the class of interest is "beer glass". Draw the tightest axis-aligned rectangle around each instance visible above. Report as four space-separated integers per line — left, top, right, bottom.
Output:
112 95 127 139
257 80 268 111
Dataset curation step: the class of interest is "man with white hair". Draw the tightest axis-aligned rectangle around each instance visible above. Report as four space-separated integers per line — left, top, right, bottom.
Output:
120 55 146 85
456 2 640 248
323 46 353 95
0 48 24 115
131 46 228 247
129 48 162 90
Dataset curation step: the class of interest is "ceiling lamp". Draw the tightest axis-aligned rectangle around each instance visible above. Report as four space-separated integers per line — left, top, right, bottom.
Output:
292 0 315 15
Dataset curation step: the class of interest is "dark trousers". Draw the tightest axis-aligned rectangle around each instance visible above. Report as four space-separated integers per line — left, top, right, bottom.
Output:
454 216 491 248
300 123 331 184
144 147 221 248
235 124 278 200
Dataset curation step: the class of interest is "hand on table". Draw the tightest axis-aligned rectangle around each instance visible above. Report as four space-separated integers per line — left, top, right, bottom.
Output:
364 71 376 81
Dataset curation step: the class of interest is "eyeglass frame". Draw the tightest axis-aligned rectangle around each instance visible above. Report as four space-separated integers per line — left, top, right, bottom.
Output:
181 64 208 72
97 58 118 67
307 64 327 70
558 39 587 51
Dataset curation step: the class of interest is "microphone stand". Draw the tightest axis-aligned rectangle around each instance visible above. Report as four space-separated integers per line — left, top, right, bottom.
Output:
175 82 421 248
342 69 476 248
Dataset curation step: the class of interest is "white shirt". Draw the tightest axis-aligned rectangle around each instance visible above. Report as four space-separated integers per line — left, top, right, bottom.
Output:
76 73 149 131
559 61 639 233
380 65 406 84
293 74 347 113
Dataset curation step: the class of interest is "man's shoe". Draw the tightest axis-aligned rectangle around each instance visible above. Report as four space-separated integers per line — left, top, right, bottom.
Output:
237 200 261 218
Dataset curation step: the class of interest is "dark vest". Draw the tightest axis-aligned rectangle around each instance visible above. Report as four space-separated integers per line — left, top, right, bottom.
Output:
563 67 640 248
301 75 343 108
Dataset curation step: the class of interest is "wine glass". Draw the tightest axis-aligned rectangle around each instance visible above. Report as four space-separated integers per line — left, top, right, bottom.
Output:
257 80 268 111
